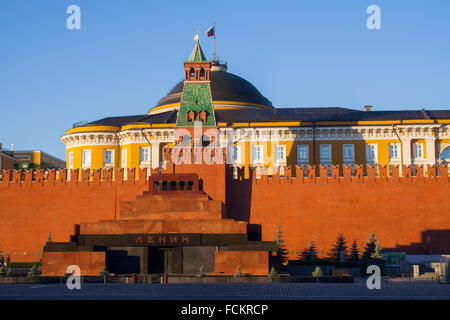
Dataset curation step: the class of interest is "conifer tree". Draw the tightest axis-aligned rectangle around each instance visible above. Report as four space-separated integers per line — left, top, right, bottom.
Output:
299 240 318 261
361 233 385 273
273 225 288 264
329 233 348 261
299 248 310 261
308 240 318 260
348 240 360 262
371 240 384 260
362 233 377 262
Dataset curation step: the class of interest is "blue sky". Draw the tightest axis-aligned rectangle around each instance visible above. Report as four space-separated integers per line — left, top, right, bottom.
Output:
0 0 449 159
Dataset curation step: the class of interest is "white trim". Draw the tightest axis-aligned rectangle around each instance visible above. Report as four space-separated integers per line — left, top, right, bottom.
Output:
366 143 378 164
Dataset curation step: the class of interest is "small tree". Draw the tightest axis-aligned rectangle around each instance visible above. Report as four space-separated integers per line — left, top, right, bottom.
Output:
27 265 39 278
370 239 385 272
274 225 289 264
312 266 323 277
233 266 243 278
99 266 109 277
348 240 360 262
268 266 279 279
196 265 206 278
329 234 348 261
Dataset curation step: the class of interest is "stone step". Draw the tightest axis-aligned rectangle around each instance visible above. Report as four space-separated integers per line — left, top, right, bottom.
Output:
120 210 223 220
125 199 222 213
138 193 210 201
80 219 247 235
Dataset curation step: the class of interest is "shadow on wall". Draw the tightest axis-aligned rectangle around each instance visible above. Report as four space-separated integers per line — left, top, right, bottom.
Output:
384 230 450 254
226 167 253 222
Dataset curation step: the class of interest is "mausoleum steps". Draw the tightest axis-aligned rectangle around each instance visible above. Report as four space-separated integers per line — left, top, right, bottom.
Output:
79 218 247 235
119 210 223 220
121 199 221 213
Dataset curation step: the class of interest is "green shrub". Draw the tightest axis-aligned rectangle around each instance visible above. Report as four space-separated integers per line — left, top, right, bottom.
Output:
6 262 42 269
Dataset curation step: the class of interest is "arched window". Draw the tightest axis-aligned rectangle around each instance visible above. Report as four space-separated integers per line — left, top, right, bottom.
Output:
200 68 205 78
441 147 450 160
189 68 195 79
180 135 192 147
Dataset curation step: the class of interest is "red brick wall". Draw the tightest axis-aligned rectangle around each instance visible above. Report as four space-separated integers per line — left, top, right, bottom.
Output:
227 165 450 257
1 164 449 264
0 168 149 262
42 252 105 276
212 251 269 275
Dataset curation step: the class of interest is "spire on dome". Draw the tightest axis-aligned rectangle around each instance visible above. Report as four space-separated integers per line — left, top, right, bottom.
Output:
188 39 207 62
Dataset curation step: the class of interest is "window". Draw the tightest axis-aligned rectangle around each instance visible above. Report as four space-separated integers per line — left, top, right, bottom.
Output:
189 68 195 78
389 143 401 161
252 145 264 165
275 144 286 164
297 145 309 164
441 147 450 160
103 149 113 166
139 147 150 164
320 144 332 163
366 144 377 163
121 149 127 167
200 68 205 78
413 143 424 159
81 149 91 166
68 151 74 168
343 144 355 163
233 145 241 165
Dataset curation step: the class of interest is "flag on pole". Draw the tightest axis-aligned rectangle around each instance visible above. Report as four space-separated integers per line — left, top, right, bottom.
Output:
205 25 215 37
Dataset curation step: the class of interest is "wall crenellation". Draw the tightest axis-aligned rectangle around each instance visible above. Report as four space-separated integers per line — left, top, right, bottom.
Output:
229 164 449 184
0 164 448 188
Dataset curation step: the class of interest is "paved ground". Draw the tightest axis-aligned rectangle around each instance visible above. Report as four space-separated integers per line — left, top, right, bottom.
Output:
0 279 448 300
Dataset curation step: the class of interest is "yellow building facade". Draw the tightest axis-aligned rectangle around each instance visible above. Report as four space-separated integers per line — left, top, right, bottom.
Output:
62 42 450 176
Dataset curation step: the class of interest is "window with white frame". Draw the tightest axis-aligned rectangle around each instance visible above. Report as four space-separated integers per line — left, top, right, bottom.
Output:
274 144 286 164
81 149 91 166
297 144 309 164
320 144 332 163
389 143 401 161
252 145 264 165
103 149 114 166
343 144 355 163
366 144 377 163
68 151 74 169
413 142 424 159
121 149 127 167
139 147 150 165
233 145 241 165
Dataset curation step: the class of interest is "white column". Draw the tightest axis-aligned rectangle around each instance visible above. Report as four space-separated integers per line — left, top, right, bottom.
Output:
151 143 160 169
426 138 436 166
401 138 412 166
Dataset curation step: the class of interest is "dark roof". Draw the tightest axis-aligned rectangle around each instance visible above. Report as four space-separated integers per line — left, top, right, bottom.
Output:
215 107 357 123
155 70 273 108
339 110 450 121
77 108 450 128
